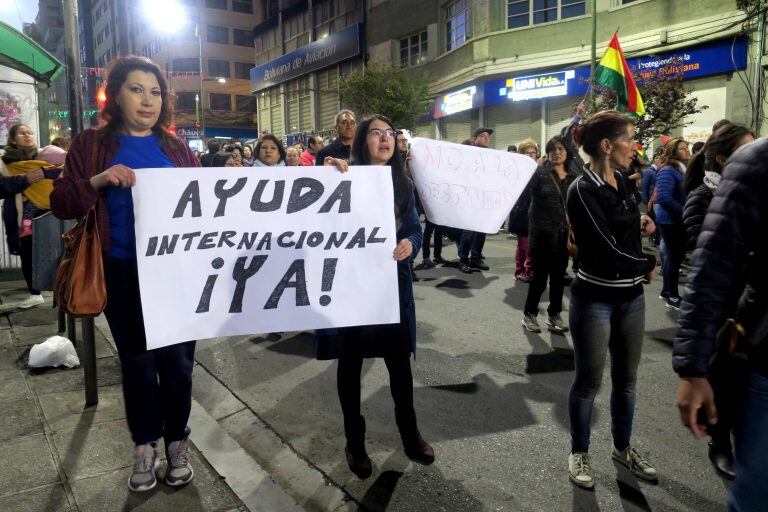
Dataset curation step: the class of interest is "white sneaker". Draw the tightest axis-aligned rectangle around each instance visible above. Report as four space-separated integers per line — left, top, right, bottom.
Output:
18 294 44 309
569 452 594 489
613 445 658 482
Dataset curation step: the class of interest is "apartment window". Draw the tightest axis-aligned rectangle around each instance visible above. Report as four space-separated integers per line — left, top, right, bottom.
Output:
232 0 253 13
208 59 230 78
507 0 585 29
233 28 252 47
400 31 428 68
207 25 229 44
622 0 638 3
175 92 197 110
446 0 470 51
234 62 252 79
210 93 231 110
205 0 227 9
236 95 257 112
172 58 200 73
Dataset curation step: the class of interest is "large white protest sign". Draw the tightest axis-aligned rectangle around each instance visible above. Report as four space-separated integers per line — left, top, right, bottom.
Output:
408 138 537 233
132 166 400 349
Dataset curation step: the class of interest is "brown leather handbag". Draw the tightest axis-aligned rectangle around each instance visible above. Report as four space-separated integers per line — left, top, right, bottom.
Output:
53 139 107 317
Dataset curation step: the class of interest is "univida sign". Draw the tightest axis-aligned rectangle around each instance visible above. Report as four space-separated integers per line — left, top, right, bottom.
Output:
499 70 576 101
250 24 364 92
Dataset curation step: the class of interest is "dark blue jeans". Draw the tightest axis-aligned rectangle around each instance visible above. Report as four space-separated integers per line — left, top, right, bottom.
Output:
658 223 685 298
104 257 196 446
729 371 768 511
422 221 443 259
457 230 486 262
568 293 645 453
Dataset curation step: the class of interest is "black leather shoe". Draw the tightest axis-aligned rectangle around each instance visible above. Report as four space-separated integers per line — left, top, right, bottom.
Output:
708 442 735 481
458 261 472 273
403 433 435 465
345 446 373 479
468 259 489 271
433 256 447 264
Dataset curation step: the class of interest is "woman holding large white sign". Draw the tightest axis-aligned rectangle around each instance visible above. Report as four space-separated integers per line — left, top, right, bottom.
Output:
51 56 200 492
315 115 434 479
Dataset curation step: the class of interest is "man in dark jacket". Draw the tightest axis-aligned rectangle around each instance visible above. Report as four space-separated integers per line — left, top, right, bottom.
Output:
315 110 356 164
673 137 768 512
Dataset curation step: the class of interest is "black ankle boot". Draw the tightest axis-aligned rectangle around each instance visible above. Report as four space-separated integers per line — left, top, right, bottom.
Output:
708 442 735 481
344 445 373 479
401 430 435 465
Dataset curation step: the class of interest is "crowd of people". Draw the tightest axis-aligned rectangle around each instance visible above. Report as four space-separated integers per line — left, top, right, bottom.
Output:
1 54 766 511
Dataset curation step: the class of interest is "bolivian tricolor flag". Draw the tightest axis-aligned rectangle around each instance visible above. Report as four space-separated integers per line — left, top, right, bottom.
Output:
595 33 645 117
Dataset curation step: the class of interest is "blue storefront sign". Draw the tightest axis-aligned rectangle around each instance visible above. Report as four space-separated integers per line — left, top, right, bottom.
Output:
250 24 364 92
433 36 748 117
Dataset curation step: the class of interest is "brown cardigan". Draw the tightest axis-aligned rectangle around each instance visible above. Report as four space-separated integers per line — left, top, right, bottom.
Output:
50 128 201 252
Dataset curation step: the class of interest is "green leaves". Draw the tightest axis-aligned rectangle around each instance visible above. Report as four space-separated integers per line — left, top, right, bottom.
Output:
339 63 432 131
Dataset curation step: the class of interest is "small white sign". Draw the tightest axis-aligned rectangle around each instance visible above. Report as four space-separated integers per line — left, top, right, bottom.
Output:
408 138 537 233
132 166 400 349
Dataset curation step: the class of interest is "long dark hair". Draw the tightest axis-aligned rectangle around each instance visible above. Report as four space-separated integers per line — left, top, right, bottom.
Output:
351 115 413 220
2 124 38 164
659 138 687 171
99 55 177 148
684 123 754 193
254 134 286 164
544 135 573 168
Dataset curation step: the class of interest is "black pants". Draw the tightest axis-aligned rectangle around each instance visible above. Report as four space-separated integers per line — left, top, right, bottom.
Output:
337 344 418 454
658 223 686 298
524 233 569 316
19 236 39 295
422 221 443 259
104 257 196 446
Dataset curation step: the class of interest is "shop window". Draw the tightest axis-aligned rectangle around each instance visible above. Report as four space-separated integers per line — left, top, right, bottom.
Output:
236 95 257 113
232 0 253 13
205 0 227 10
446 0 470 51
233 28 253 47
400 31 428 68
176 92 197 110
507 0 586 29
210 93 231 111
235 62 252 80
208 59 230 78
207 25 229 44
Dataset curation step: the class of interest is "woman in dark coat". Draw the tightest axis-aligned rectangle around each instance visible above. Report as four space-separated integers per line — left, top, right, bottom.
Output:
680 121 753 481
521 135 578 334
315 115 433 479
683 123 754 250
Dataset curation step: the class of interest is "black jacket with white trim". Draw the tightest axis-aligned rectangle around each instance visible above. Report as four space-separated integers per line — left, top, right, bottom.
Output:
566 166 656 301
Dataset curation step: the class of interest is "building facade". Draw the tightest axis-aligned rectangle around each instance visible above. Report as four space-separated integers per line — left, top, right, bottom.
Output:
365 0 755 150
68 0 262 146
250 0 365 141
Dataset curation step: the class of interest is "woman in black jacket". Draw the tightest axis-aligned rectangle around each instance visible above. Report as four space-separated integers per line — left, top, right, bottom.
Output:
683 123 754 250
680 121 753 481
565 111 657 490
314 115 433 480
521 136 577 333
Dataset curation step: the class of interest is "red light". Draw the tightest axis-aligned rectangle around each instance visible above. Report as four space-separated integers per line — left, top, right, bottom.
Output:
97 87 107 106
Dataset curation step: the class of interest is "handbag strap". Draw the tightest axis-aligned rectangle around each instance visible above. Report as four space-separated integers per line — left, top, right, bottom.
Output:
546 168 571 228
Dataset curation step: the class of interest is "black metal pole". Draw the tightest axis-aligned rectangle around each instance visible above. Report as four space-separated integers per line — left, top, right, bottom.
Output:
57 309 66 333
81 318 98 406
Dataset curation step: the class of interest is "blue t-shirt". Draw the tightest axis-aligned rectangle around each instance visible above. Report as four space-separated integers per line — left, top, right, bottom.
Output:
105 133 174 258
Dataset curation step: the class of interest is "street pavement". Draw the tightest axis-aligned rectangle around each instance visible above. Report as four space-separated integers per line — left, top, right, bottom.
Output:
192 231 730 512
0 230 732 512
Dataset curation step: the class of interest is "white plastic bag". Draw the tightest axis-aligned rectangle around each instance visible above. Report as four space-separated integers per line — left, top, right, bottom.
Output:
28 336 80 368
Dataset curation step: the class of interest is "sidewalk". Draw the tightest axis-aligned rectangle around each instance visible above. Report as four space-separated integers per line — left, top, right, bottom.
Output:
0 279 247 512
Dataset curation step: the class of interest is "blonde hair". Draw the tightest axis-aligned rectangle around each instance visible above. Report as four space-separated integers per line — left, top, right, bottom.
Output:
518 138 539 156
